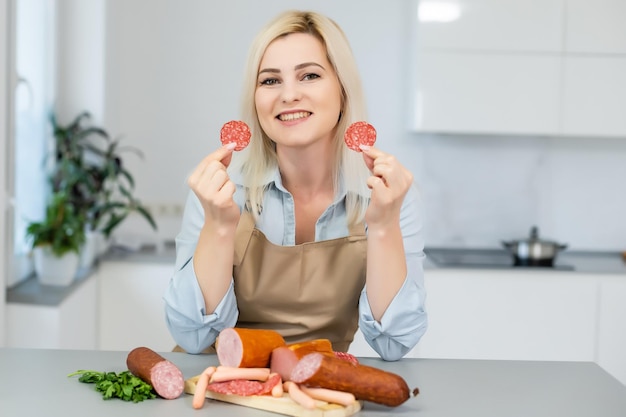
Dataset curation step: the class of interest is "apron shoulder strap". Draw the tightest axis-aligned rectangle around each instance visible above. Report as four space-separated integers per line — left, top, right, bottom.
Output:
233 210 256 266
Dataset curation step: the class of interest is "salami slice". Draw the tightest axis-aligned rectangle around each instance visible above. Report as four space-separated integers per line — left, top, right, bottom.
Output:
220 120 251 151
257 373 282 396
344 121 376 152
126 347 184 399
206 379 264 396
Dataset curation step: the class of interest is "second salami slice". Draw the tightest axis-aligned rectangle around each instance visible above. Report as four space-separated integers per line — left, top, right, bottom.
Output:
344 121 376 152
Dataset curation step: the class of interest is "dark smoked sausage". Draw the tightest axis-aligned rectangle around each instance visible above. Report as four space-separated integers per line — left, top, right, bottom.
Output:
290 352 417 407
126 347 184 399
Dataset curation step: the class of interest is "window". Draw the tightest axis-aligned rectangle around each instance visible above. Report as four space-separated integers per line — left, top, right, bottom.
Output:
7 0 56 286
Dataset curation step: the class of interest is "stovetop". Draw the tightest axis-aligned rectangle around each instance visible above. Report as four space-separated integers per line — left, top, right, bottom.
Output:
424 247 575 270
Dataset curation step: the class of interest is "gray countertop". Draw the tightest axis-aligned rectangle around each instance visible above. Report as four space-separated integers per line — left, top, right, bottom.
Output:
424 247 626 274
8 245 623 308
0 348 624 417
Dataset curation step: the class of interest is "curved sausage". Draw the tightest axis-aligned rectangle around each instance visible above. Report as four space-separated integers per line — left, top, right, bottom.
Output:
126 347 184 399
216 327 286 368
290 352 416 407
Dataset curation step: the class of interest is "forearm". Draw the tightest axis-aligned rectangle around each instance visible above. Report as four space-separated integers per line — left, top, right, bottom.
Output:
365 222 407 321
193 222 237 313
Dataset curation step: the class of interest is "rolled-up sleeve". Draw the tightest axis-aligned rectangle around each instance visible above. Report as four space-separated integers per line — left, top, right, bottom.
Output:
162 191 239 354
358 185 428 361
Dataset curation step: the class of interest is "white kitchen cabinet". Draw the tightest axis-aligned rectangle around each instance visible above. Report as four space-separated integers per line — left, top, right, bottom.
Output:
412 0 626 137
413 52 560 134
565 0 626 54
97 261 176 352
417 0 563 52
407 269 598 361
561 56 626 137
596 276 626 386
6 275 97 349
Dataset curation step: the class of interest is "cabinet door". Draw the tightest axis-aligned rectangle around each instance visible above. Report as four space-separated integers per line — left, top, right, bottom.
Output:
596 276 626 386
413 52 560 134
566 0 626 54
561 56 626 137
98 262 176 351
417 0 563 52
410 270 597 361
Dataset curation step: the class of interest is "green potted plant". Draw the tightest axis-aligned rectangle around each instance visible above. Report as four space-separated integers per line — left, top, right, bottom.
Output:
50 112 157 266
26 191 86 286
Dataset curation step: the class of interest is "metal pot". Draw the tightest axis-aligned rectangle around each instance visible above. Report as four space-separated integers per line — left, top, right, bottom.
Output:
501 226 568 266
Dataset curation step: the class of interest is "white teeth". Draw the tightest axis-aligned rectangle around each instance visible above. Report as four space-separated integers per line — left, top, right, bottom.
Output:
279 111 310 121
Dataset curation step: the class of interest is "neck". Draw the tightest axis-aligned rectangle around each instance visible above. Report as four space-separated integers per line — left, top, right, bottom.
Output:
277 142 335 198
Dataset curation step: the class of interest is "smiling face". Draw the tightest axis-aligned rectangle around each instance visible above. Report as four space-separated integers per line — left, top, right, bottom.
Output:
254 32 343 150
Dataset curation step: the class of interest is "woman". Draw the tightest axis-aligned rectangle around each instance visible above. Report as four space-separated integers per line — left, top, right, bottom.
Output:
163 10 427 361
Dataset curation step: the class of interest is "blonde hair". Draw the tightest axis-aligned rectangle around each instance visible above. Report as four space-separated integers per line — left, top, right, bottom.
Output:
235 10 371 226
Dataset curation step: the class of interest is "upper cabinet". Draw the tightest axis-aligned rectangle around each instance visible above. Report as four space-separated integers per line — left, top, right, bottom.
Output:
417 0 563 52
565 0 626 54
412 0 626 138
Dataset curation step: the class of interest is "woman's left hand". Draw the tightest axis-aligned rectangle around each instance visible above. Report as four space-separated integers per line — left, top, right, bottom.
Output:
360 145 413 227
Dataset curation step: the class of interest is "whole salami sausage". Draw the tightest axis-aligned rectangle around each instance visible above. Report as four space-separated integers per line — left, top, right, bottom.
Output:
126 347 184 399
290 352 417 407
216 327 286 368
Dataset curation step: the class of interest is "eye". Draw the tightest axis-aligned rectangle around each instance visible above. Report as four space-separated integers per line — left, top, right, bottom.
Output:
302 73 320 81
259 77 280 86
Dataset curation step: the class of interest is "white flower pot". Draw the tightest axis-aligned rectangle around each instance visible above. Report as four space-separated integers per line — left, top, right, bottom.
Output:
33 246 80 286
79 231 98 269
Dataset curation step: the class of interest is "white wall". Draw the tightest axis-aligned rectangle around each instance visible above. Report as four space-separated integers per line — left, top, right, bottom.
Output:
0 0 10 346
99 0 626 251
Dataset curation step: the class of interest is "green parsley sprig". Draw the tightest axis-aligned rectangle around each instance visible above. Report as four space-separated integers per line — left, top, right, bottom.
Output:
68 370 157 402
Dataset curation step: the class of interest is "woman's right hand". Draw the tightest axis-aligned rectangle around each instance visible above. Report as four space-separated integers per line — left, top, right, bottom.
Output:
187 143 240 229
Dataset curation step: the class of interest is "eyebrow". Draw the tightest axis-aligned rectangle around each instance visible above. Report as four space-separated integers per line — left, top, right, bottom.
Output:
258 62 325 75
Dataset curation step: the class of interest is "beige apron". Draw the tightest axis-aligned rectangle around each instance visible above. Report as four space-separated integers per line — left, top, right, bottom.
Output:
232 211 367 352
174 210 367 353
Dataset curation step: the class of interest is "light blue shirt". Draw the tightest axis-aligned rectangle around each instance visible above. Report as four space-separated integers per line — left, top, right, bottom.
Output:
163 168 428 360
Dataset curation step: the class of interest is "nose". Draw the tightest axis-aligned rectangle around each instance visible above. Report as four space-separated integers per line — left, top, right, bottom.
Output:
280 79 301 103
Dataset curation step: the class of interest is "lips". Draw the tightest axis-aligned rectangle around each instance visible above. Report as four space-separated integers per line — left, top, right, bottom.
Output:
277 111 311 122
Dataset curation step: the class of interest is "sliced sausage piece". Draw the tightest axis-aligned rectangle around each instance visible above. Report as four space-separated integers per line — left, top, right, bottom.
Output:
344 121 376 152
206 379 264 396
220 120 251 151
290 352 415 407
216 327 286 368
270 339 334 381
270 347 300 381
126 347 184 399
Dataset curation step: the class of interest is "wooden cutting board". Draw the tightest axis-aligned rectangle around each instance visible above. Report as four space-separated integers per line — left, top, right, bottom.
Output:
185 375 362 417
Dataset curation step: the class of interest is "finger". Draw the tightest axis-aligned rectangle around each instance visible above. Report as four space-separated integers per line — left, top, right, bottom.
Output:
197 143 237 172
360 145 387 172
188 144 235 185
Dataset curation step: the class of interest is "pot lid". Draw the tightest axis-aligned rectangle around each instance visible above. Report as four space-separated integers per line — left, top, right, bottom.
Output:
507 226 563 245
